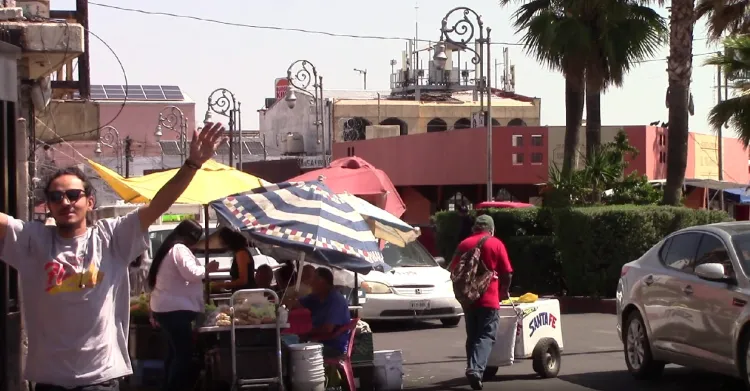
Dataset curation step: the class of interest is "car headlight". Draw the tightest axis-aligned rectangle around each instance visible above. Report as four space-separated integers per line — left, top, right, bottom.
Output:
361 281 392 294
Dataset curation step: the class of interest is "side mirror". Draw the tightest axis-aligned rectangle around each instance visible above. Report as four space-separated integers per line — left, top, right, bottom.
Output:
695 263 733 283
435 257 447 268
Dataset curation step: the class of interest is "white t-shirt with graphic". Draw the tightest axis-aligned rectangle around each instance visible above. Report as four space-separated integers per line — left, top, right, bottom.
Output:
0 210 148 387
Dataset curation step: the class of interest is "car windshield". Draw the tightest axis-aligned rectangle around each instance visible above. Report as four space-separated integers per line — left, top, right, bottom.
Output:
731 233 750 274
381 241 437 268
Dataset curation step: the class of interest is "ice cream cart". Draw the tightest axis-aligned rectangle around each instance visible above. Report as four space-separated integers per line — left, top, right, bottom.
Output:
485 297 563 379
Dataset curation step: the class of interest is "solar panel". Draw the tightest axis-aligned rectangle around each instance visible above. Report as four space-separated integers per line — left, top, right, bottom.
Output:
244 141 265 155
158 140 183 156
69 85 186 101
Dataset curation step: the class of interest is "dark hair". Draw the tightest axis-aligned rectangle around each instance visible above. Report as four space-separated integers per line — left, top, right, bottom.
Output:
217 227 249 252
45 166 95 198
277 262 296 285
257 264 273 274
316 267 334 286
147 219 204 289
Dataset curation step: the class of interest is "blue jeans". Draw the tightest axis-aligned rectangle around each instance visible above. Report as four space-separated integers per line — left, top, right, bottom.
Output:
153 310 198 391
34 379 119 391
463 306 499 379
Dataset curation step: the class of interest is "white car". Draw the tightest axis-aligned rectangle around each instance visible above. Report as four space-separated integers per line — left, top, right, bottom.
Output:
358 241 463 326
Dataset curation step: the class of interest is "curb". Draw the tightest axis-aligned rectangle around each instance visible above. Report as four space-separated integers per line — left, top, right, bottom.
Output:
543 296 616 315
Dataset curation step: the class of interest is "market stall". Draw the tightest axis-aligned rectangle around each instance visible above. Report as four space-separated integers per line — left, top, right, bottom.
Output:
207 180 416 390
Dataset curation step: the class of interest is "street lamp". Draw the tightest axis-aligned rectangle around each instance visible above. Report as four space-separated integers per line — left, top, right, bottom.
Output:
95 125 123 175
437 7 493 201
286 59 327 166
206 88 241 168
156 106 188 165
353 68 367 90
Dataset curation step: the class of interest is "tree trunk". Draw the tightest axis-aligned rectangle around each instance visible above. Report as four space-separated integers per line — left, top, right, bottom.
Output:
585 77 602 161
663 0 695 206
562 75 585 177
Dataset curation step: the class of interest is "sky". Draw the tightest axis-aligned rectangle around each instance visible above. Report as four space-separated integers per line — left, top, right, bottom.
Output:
56 0 726 135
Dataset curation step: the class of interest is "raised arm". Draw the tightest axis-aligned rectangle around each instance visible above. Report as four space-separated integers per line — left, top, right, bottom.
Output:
137 122 225 232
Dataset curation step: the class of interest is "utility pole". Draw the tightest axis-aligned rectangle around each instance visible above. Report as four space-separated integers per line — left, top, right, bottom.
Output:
716 52 724 182
124 136 133 178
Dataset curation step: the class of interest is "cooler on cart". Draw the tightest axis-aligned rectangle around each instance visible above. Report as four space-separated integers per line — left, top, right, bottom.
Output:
485 298 564 379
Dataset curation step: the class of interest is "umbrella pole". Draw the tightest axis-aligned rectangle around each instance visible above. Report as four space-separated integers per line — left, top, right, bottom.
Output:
203 204 210 304
354 273 359 306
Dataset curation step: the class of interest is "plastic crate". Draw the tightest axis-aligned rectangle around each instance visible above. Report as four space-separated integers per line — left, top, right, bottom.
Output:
351 331 374 364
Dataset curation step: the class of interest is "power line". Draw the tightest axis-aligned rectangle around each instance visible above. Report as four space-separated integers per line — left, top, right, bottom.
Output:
636 52 714 64
89 2 713 46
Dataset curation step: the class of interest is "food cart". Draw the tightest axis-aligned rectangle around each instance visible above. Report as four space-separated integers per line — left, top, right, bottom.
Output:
198 289 288 391
485 297 563 379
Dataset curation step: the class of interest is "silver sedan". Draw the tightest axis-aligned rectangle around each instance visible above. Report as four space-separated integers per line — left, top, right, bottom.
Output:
616 222 750 389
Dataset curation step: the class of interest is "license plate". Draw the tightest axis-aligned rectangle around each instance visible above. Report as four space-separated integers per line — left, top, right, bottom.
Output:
410 300 430 310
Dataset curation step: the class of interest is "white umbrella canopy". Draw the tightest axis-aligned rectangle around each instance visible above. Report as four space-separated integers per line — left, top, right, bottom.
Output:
337 192 420 247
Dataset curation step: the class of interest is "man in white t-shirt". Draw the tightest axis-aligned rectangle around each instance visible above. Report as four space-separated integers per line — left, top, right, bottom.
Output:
0 122 226 391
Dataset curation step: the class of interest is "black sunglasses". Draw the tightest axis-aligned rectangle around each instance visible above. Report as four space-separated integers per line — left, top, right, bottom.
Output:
46 189 87 203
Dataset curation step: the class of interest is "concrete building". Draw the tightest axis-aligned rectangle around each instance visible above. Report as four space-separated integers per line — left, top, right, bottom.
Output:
333 125 749 225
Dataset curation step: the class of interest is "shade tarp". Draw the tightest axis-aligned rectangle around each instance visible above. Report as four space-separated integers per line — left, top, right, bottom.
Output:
288 156 406 217
86 159 266 204
337 192 419 247
210 181 387 274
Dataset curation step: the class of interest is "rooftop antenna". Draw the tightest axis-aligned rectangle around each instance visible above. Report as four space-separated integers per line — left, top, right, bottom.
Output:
414 1 419 85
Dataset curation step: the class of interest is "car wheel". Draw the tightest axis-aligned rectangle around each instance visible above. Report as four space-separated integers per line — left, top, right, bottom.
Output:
532 338 561 378
441 317 461 327
482 366 499 381
623 311 664 380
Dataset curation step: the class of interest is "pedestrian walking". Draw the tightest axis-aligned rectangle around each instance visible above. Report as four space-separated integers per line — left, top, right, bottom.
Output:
0 122 225 390
449 215 513 390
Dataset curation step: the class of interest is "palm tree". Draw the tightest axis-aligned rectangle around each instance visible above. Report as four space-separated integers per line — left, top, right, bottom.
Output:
661 0 696 205
583 1 667 159
705 35 750 146
503 0 666 177
695 0 750 39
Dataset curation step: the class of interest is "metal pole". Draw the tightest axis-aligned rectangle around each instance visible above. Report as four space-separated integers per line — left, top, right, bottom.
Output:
320 76 326 165
717 55 724 182
228 109 235 169
313 73 322 159
237 101 243 170
124 136 132 178
364 71 367 90
181 116 187 165
486 28 493 202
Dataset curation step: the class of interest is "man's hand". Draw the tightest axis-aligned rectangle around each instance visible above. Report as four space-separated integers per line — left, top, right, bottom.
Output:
138 122 226 231
188 122 225 165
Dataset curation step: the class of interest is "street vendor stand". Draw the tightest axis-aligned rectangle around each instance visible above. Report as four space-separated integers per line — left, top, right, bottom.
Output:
485 296 564 380
198 289 289 390
208 181 395 391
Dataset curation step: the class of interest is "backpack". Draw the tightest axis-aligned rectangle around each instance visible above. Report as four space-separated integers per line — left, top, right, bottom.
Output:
450 236 493 306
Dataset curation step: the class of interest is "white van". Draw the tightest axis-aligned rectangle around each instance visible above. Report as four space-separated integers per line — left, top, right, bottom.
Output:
358 241 463 326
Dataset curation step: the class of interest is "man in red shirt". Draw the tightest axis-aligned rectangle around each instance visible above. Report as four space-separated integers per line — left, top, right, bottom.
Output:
450 215 513 390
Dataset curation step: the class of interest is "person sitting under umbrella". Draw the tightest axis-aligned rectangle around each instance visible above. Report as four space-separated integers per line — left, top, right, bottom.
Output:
292 267 351 358
255 264 274 289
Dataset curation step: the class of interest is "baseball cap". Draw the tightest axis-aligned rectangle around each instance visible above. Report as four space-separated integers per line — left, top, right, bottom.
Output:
472 215 495 232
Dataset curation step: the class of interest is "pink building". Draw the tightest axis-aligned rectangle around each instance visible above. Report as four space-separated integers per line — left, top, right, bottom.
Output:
48 84 196 169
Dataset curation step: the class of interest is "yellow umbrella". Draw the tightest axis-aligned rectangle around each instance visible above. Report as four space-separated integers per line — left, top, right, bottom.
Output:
86 159 265 204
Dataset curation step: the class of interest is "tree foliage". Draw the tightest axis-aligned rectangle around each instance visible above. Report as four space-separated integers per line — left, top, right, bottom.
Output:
543 130 662 206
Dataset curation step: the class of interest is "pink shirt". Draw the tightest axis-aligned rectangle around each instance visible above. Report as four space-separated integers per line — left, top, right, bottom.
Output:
149 244 206 313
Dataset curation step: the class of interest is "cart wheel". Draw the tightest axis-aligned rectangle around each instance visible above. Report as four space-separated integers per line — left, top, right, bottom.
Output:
482 366 499 380
532 338 561 378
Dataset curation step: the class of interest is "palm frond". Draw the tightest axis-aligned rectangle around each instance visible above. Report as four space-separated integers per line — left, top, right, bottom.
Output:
695 0 750 41
708 94 750 147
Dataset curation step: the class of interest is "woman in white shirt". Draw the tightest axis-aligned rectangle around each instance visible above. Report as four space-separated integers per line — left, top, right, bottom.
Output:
147 219 219 391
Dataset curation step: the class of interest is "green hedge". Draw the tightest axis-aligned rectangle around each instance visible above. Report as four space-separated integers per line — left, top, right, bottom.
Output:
434 206 732 297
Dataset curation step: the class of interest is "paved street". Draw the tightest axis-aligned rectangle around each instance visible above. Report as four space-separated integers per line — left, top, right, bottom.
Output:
372 314 745 391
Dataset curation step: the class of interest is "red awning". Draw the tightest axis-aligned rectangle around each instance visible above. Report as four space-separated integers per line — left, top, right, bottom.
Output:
288 156 406 217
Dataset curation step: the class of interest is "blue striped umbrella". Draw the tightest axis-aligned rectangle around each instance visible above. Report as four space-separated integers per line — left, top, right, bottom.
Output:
210 181 387 274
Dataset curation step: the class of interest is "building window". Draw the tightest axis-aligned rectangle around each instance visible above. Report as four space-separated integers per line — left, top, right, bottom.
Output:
531 152 543 164
659 151 666 163
508 118 527 126
512 153 524 165
427 118 448 132
512 135 523 147
531 135 543 146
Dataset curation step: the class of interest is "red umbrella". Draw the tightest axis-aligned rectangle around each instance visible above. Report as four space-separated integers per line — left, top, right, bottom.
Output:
288 157 406 217
475 201 535 209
